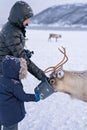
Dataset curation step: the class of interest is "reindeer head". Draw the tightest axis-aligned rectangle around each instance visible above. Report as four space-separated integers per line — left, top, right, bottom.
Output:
59 35 62 38
44 47 68 91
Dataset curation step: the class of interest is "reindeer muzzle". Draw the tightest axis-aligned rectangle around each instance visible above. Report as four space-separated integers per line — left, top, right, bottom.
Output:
34 79 56 100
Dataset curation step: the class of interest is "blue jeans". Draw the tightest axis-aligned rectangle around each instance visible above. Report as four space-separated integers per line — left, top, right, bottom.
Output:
3 124 18 130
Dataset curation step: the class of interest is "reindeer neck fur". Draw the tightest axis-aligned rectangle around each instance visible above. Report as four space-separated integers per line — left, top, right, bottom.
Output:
55 70 87 102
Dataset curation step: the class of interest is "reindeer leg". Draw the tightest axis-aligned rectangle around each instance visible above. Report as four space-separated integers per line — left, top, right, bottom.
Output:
56 38 57 42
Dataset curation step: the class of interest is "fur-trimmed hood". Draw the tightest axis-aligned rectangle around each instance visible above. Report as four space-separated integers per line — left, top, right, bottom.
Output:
2 55 27 80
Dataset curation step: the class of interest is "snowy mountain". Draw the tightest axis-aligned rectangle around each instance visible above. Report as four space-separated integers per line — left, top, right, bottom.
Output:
31 3 87 27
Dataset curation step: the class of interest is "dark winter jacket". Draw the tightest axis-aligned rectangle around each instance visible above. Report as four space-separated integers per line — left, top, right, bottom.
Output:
0 55 36 126
0 1 46 81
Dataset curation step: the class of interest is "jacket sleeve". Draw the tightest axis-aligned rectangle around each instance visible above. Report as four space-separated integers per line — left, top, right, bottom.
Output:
5 30 46 81
13 83 36 102
5 30 25 57
27 59 46 81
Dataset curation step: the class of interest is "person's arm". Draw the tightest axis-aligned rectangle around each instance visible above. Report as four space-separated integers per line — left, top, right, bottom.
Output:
6 31 47 81
27 59 46 81
13 83 36 102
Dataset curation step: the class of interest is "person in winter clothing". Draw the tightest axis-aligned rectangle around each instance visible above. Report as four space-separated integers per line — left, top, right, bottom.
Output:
0 55 40 130
0 2 44 130
0 1 49 130
0 1 47 81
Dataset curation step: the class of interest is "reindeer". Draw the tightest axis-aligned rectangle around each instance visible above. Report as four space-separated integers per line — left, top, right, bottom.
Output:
48 33 62 42
44 47 87 102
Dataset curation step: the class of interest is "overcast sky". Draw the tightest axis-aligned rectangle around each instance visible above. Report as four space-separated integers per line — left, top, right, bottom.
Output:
0 0 87 24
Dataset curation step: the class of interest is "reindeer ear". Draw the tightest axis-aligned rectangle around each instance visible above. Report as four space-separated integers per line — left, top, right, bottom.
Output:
57 68 64 79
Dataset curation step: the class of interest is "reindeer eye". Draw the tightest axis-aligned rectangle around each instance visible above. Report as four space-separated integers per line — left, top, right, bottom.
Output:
57 69 64 79
50 79 55 85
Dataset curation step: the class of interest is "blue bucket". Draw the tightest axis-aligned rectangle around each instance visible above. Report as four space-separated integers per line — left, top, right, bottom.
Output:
34 79 56 100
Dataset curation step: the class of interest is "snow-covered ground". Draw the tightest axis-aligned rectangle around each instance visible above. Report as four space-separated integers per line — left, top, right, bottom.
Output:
19 29 87 130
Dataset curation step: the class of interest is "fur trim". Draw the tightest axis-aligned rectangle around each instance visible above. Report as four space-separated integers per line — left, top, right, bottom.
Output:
19 58 28 79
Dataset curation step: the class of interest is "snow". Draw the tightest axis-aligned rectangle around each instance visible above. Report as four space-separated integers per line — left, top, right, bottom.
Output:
19 29 87 130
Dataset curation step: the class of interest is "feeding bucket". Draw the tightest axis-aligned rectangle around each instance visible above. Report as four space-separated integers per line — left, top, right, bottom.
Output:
34 79 56 100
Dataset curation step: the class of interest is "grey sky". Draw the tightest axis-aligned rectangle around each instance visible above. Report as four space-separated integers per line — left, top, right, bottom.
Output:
0 0 87 24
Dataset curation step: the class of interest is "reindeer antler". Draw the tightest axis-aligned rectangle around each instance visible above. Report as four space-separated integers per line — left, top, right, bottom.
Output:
55 46 68 69
44 47 68 74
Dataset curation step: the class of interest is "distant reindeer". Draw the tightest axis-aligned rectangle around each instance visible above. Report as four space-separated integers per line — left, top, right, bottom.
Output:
44 47 87 102
48 33 62 42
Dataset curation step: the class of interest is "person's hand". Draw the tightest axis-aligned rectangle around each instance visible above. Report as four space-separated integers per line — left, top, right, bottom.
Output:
35 92 40 102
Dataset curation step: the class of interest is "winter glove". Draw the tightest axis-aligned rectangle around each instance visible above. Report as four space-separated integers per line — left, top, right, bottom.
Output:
24 49 34 58
35 92 40 102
